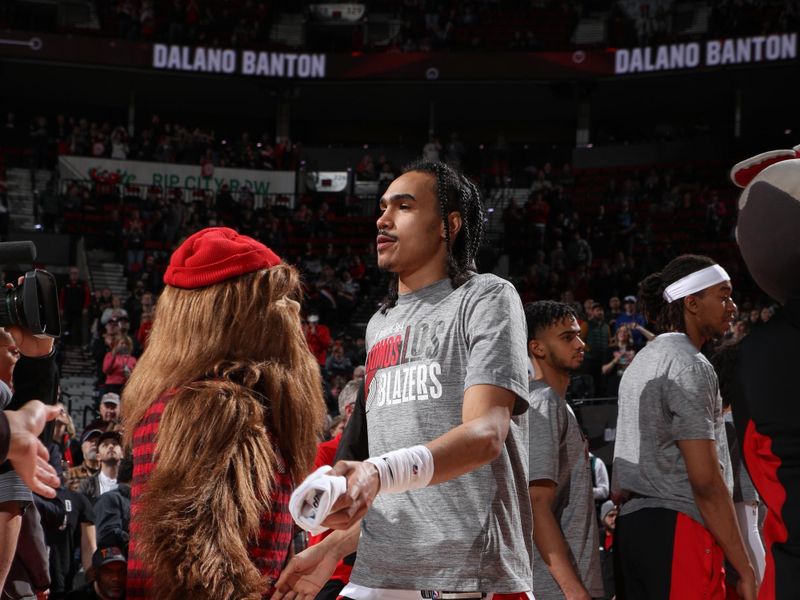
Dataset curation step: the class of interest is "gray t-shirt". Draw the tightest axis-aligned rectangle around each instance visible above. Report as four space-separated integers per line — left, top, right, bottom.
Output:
0 380 32 504
528 380 603 599
353 274 532 592
612 333 733 525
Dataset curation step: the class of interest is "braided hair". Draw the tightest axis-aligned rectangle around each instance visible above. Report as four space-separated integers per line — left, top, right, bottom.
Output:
638 254 717 333
381 160 485 313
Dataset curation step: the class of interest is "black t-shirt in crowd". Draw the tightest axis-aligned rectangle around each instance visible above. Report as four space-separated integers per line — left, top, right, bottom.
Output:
47 489 95 594
65 582 104 600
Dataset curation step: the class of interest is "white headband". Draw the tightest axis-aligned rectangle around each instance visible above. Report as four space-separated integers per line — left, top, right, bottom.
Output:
663 265 730 303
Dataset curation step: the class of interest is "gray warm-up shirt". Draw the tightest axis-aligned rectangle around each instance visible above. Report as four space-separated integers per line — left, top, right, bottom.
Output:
352 274 532 593
612 333 733 525
528 380 603 599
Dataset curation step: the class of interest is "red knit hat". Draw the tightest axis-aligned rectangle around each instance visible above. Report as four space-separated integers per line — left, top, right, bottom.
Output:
164 227 281 289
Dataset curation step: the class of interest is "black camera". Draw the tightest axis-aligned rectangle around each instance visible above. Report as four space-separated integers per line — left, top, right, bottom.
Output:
0 241 61 338
0 270 61 337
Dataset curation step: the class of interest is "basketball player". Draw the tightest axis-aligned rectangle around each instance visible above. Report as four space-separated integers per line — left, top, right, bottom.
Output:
273 160 532 600
611 254 757 600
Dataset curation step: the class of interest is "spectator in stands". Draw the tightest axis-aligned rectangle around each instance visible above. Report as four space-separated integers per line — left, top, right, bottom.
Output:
325 345 353 380
607 296 622 327
123 210 145 270
66 430 102 492
88 291 106 340
615 199 636 255
598 501 617 600
110 128 129 160
550 239 566 273
88 393 121 436
591 452 610 503
349 337 367 367
315 379 360 467
303 313 331 367
759 305 773 325
613 296 649 349
117 318 142 358
100 296 128 327
444 132 465 169
79 432 123 505
356 155 377 182
337 271 360 319
49 402 74 476
102 338 137 395
422 134 441 162
601 325 636 397
66 546 126 600
527 192 550 252
40 483 96 599
138 255 162 295
94 456 132 551
731 318 750 343
135 302 155 352
30 115 49 169
60 267 91 347
92 322 119 385
530 169 553 197
567 230 593 270
124 283 146 331
584 302 610 393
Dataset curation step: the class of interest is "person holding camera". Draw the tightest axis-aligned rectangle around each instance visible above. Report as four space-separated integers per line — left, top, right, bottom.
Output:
101 338 136 395
0 323 63 592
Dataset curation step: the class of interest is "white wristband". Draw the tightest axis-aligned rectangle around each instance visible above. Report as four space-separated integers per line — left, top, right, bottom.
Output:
365 445 434 495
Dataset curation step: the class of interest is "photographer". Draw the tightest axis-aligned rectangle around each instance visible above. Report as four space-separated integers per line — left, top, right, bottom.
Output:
0 324 63 592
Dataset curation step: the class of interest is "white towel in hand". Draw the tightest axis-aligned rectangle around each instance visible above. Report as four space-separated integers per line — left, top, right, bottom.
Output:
289 465 347 535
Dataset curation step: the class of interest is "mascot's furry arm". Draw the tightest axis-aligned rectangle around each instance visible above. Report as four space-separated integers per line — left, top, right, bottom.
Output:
134 381 278 600
730 144 800 600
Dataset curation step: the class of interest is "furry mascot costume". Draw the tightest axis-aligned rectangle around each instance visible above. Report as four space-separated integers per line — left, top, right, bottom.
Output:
123 227 326 599
730 145 800 599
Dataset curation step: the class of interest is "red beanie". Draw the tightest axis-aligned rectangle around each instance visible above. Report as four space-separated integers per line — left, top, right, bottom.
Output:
164 227 281 289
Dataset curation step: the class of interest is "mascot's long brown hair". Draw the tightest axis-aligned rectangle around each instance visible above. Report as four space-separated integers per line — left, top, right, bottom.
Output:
123 227 325 600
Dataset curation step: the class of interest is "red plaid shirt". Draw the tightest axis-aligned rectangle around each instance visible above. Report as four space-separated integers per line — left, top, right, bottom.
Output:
127 394 294 599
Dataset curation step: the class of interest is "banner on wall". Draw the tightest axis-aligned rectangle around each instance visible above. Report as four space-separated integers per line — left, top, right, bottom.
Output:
0 31 797 81
613 33 797 74
58 156 296 196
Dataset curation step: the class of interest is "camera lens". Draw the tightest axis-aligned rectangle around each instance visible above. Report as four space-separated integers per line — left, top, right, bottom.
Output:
0 286 24 329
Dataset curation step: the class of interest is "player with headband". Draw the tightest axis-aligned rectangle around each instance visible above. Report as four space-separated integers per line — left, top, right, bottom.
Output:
275 160 533 600
611 254 757 600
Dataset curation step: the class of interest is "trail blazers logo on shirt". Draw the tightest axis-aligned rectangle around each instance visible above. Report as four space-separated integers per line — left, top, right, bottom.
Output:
365 320 445 409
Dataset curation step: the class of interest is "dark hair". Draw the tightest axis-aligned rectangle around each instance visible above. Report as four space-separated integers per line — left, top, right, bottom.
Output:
381 160 485 313
117 455 134 484
638 254 717 333
524 301 578 342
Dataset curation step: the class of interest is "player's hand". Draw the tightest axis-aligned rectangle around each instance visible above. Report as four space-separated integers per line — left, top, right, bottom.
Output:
270 541 341 600
6 325 54 358
6 277 54 357
5 401 62 498
736 568 758 600
321 460 380 530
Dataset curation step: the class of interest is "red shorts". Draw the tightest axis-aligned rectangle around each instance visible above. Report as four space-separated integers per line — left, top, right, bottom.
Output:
614 507 726 600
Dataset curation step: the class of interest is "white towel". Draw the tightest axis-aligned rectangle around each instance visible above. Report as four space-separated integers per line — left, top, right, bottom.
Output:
288 465 347 535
